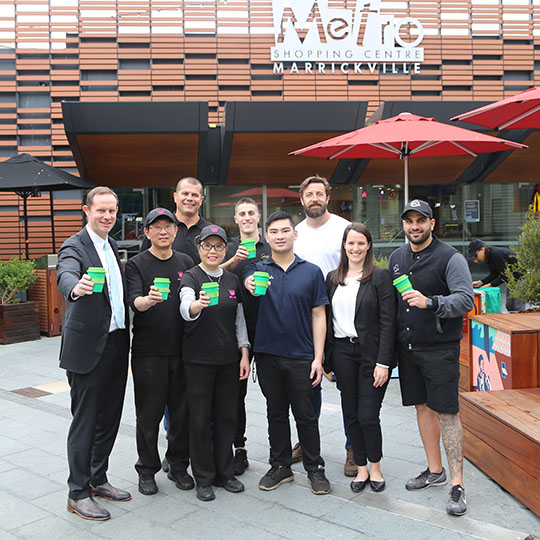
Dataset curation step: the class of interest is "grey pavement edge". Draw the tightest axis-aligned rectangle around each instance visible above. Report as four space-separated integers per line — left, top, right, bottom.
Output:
0 336 538 540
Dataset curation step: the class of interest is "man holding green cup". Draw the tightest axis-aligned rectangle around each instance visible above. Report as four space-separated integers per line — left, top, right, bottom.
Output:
389 199 474 517
222 197 271 476
126 207 195 497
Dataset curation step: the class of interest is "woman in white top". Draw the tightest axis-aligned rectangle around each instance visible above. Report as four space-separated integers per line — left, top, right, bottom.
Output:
324 223 396 493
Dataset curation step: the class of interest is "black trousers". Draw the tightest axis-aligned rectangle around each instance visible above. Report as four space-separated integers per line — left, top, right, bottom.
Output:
131 354 190 476
332 340 388 466
256 353 324 471
184 361 239 487
66 330 129 500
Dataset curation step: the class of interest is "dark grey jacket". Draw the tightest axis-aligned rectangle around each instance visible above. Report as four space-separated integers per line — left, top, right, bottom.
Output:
57 228 129 374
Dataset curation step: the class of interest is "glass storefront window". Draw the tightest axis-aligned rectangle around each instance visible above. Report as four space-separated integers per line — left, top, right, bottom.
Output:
113 182 537 260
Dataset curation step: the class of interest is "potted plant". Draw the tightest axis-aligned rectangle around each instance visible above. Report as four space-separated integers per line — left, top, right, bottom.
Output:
505 208 540 310
0 256 40 344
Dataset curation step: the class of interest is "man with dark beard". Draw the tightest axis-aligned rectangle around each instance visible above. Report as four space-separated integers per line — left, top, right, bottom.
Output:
293 176 354 476
294 176 350 278
389 199 474 516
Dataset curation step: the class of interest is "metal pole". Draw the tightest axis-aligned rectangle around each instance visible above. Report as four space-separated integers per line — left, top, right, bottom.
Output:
49 190 56 252
23 195 29 259
404 155 409 204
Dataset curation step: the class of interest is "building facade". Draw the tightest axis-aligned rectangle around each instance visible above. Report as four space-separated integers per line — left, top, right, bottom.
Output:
0 0 539 258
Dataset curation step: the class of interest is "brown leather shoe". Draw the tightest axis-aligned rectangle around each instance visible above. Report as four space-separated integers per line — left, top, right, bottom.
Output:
291 442 302 464
91 482 132 501
67 496 110 521
344 448 357 477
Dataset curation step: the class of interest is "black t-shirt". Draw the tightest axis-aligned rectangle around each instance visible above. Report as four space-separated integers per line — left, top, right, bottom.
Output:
126 249 194 356
181 265 242 366
225 236 271 335
140 215 210 263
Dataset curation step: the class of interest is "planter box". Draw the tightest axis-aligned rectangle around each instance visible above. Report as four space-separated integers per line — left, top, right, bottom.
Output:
0 301 40 345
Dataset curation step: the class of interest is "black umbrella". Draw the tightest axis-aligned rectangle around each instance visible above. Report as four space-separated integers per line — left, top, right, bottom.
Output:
0 154 94 258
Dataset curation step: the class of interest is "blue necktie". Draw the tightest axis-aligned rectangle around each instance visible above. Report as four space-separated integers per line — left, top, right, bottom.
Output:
103 241 125 328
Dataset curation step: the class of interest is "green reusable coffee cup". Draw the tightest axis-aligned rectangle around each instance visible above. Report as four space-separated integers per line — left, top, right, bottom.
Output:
253 271 270 295
393 274 413 293
201 282 219 306
87 267 106 293
154 277 171 300
241 238 256 259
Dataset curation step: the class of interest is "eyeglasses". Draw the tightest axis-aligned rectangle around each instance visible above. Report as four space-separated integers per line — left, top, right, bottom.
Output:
149 224 176 233
199 242 226 252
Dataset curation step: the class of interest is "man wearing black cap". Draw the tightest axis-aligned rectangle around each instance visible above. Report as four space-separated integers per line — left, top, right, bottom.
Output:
468 239 525 312
389 199 474 516
126 208 195 496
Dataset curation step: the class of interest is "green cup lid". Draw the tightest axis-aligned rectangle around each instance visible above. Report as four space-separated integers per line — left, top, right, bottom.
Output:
87 267 105 273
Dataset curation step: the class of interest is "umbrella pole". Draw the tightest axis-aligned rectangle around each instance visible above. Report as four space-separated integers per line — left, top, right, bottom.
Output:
404 155 409 204
22 195 29 260
49 190 56 252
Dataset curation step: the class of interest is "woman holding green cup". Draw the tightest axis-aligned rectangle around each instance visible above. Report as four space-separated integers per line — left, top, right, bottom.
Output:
180 224 250 502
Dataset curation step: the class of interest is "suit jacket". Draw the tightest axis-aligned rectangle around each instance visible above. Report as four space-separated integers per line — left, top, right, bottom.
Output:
57 228 130 374
324 266 396 374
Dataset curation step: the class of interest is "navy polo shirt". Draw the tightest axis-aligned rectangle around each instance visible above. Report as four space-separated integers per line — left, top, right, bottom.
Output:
245 256 328 361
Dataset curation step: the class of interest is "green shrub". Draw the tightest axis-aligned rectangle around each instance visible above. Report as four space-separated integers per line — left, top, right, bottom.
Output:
505 208 540 307
0 256 38 304
374 254 389 269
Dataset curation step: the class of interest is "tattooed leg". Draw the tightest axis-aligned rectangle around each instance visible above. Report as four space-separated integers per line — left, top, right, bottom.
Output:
437 412 464 487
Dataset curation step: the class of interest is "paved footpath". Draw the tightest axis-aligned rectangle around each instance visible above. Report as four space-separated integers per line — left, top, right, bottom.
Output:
0 336 538 540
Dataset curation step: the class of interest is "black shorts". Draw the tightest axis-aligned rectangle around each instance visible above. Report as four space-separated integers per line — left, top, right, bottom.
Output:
398 347 460 414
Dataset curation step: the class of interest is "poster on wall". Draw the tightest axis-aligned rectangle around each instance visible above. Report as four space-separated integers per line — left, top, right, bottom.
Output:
471 320 511 391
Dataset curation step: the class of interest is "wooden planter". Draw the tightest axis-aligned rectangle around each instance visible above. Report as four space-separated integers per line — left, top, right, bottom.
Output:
0 301 41 345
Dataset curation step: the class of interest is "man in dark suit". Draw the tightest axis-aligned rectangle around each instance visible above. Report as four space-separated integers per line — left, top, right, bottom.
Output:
57 186 131 521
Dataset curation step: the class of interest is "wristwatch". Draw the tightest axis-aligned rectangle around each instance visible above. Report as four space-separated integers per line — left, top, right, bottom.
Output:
425 296 434 310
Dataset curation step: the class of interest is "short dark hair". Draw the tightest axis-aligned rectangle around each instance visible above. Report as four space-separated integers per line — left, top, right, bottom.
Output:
265 211 295 231
299 175 331 197
86 186 118 207
234 197 259 213
329 222 374 286
175 176 203 194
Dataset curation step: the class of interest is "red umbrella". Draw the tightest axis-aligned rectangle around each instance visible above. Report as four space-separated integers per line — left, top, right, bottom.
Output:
451 87 540 130
290 112 527 202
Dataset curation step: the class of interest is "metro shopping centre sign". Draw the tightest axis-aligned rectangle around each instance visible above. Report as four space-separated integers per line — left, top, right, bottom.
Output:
270 0 425 75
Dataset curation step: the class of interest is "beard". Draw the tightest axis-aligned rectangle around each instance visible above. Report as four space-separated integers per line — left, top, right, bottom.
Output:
304 202 327 219
404 228 432 245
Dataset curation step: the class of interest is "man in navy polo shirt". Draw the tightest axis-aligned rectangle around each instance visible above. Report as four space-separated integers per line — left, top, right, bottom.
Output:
244 211 330 495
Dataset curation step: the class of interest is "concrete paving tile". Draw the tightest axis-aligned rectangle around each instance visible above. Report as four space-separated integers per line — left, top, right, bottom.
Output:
0 492 50 531
0 468 65 501
0 434 32 457
4 448 67 476
130 494 199 525
10 515 95 540
0 458 16 473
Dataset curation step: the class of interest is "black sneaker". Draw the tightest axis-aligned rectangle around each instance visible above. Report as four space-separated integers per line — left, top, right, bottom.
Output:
258 466 294 491
161 457 169 473
405 467 447 490
233 448 249 476
307 467 330 495
447 485 467 516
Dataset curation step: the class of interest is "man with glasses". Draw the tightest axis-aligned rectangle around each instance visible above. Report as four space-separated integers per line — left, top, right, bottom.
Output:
126 208 195 496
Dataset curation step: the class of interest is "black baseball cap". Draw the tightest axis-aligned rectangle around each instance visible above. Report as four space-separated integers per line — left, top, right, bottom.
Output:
145 208 176 228
196 224 227 245
401 199 433 219
468 239 485 257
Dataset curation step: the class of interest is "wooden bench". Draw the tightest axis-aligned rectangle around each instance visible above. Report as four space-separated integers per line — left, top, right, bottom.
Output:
460 388 540 517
